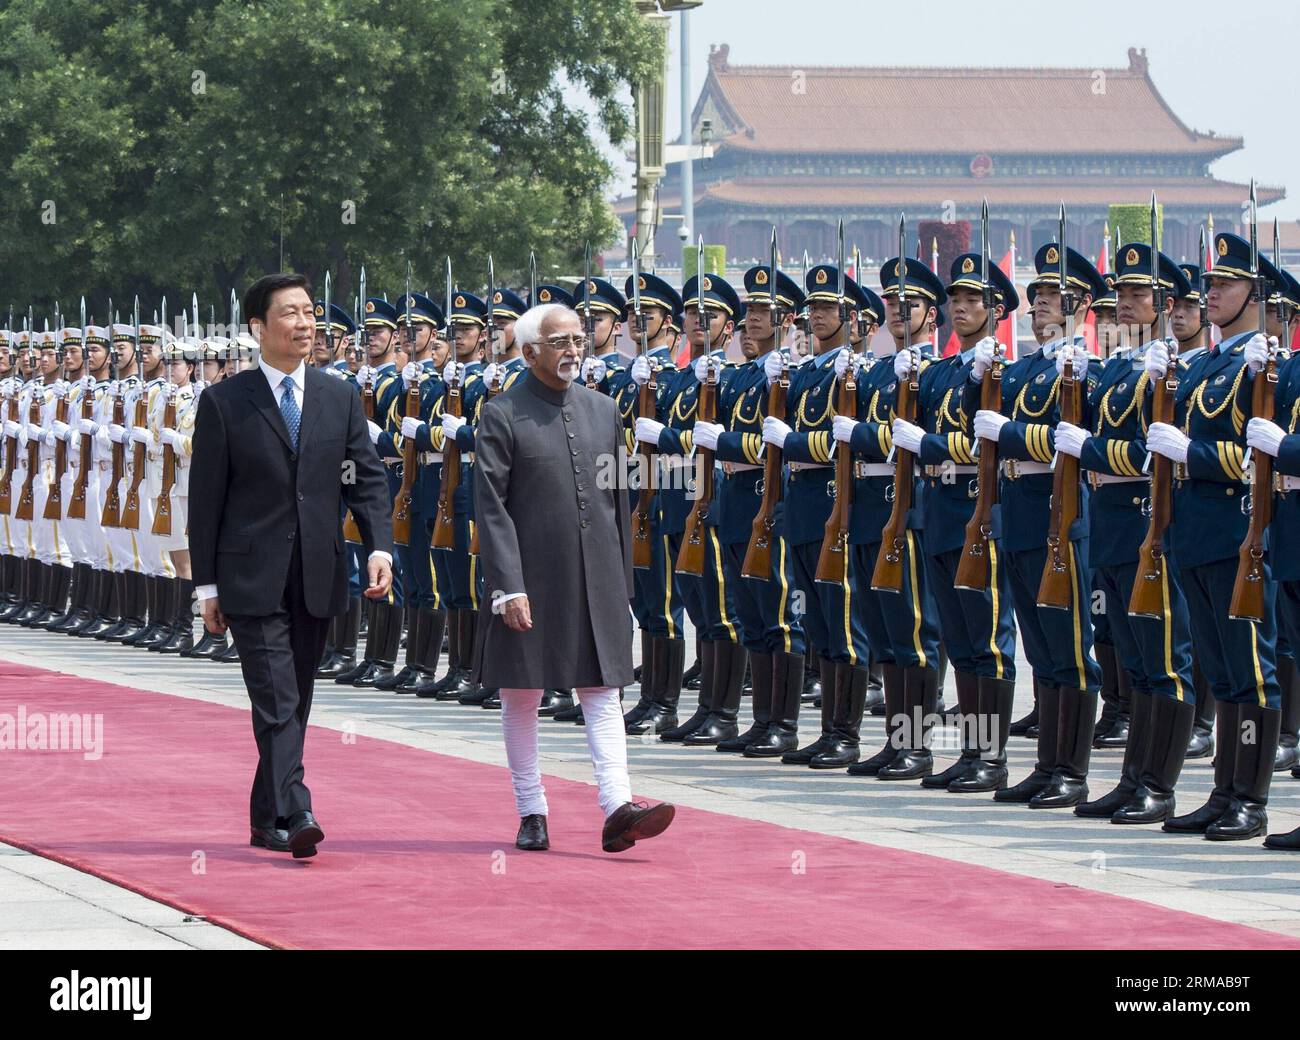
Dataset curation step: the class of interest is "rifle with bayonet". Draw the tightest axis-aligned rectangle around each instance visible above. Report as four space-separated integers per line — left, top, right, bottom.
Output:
393 262 418 547
43 313 72 522
0 322 16 517
742 228 786 580
1132 195 1177 618
1038 205 1082 610
582 244 598 390
629 237 656 569
815 220 856 584
152 294 189 537
677 236 717 576
955 199 1003 590
122 296 164 532
68 296 95 520
100 300 134 528
1230 180 1278 623
432 257 462 551
14 312 39 522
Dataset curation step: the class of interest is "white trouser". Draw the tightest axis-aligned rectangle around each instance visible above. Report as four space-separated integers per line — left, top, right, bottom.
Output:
500 686 632 820
115 476 171 576
33 467 70 567
153 492 188 554
58 470 93 565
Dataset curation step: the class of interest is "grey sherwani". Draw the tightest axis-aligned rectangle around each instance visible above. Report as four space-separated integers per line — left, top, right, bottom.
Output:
471 370 634 689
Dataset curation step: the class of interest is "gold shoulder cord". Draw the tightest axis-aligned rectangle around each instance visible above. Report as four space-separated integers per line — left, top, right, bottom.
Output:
937 387 965 433
1190 364 1245 423
1097 371 1149 433
796 379 834 429
1013 375 1059 420
731 390 760 428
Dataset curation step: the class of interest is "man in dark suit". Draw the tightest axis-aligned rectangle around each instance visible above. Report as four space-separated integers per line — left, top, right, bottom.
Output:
189 273 394 859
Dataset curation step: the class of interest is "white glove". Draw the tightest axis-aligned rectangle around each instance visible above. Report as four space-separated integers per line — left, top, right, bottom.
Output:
160 428 183 450
1056 350 1087 380
1144 340 1171 381
52 380 68 399
1247 417 1286 458
4 420 20 438
442 414 466 440
43 429 57 448
635 417 665 445
79 376 95 392
973 409 1009 443
27 423 44 441
1054 421 1088 459
16 425 28 448
764 349 789 386
481 362 502 387
108 380 120 397
891 417 924 455
107 423 126 443
1245 333 1275 375
762 415 792 449
129 425 153 446
694 356 718 382
51 419 71 442
580 357 606 384
401 361 420 388
893 348 921 381
442 360 464 385
693 420 722 451
832 414 860 444
630 355 652 386
970 337 997 382
356 364 376 386
400 415 425 440
834 349 857 380
366 420 382 445
1146 422 1190 464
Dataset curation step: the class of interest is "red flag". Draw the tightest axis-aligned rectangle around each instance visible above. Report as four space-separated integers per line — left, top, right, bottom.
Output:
942 328 961 357
997 244 1017 361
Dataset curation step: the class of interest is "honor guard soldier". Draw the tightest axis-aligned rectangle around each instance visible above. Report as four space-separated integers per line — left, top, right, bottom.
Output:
23 330 73 628
832 258 944 777
339 296 404 687
690 262 809 756
0 331 19 616
882 252 1020 791
374 292 447 695
633 271 745 745
760 263 870 766
1151 231 1282 840
1055 244 1198 823
1 332 37 624
967 242 1105 808
618 272 690 735
575 277 626 397
1092 274 1123 358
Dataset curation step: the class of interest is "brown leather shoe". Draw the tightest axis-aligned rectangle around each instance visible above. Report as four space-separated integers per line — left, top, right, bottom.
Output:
601 801 676 853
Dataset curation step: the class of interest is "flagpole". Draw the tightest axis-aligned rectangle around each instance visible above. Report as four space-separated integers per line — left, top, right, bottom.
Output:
1008 229 1018 360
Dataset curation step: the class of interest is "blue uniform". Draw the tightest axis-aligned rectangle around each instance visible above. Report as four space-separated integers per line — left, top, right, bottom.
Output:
1272 353 1300 674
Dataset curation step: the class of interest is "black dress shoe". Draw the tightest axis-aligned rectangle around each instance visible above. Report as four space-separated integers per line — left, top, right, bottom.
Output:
249 826 291 852
285 811 324 858
601 801 676 853
480 688 502 709
1264 826 1300 850
515 814 550 851
552 702 585 723
538 690 574 717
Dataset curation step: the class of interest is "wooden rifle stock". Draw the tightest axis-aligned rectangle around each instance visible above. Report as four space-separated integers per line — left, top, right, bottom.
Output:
1130 358 1178 618
815 361 857 584
955 356 1003 590
0 393 17 515
342 381 375 544
42 389 70 521
67 382 95 520
870 360 918 592
1037 354 1083 609
469 372 505 557
742 372 786 579
100 391 125 527
150 392 178 536
630 371 657 569
119 394 149 531
1229 351 1278 622
431 377 462 550
676 367 717 575
392 376 421 547
14 391 43 522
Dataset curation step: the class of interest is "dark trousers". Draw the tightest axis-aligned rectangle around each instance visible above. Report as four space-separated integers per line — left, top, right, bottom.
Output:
925 545 1017 680
227 542 332 829
1179 557 1280 707
852 534 941 671
790 538 869 666
666 527 740 643
723 538 806 657
1093 561 1194 702
1004 543 1101 692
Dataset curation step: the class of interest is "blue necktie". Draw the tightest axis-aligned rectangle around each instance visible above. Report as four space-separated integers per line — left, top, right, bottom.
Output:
279 375 301 449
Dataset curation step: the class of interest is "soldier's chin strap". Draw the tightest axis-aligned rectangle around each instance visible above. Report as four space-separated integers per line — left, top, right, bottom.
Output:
1221 284 1255 332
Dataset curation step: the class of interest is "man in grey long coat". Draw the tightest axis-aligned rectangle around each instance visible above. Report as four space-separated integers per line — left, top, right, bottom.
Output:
473 302 675 854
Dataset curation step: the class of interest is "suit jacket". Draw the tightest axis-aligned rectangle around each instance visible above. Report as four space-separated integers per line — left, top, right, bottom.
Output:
188 365 393 618
472 371 634 689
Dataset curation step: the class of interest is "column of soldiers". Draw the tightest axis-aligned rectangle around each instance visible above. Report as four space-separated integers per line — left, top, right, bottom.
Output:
6 206 1300 850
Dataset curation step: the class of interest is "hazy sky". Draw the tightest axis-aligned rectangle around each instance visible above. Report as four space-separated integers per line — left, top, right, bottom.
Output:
607 0 1299 219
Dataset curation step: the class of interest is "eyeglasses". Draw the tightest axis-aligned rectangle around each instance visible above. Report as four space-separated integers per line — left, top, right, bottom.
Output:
540 333 587 350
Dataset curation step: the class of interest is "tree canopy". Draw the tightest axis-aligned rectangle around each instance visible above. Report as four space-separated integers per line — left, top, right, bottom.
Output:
0 0 662 321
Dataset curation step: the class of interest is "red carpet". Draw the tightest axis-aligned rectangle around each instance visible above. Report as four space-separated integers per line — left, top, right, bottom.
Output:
0 659 1294 950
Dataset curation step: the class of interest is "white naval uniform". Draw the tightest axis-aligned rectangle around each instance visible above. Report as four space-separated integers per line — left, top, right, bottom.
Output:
6 379 37 560
119 377 172 578
59 379 111 571
31 380 71 568
146 381 196 554
0 375 21 558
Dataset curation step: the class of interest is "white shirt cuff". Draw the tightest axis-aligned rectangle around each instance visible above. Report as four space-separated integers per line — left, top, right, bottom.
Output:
369 550 393 567
195 583 218 603
491 591 525 615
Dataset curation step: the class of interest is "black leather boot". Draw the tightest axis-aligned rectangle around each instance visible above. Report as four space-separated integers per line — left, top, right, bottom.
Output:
1114 694 1196 824
337 600 382 684
1165 700 1239 833
145 577 181 650
352 602 398 687
9 559 42 625
995 684 1061 802
660 640 714 742
1187 657 1215 759
1273 657 1299 772
1207 702 1281 841
1030 686 1097 808
631 637 684 734
103 571 147 643
19 561 55 627
73 569 116 637
537 690 573 716
683 635 703 690
866 655 885 714
685 641 745 745
811 663 869 768
744 650 803 757
401 609 444 694
47 562 88 632
623 630 658 730
803 649 821 705
951 676 1015 792
878 665 940 780
923 669 981 788
93 572 128 640
0 556 27 622
1009 678 1041 737
1076 690 1151 817
1098 658 1132 748
125 575 164 646
376 606 419 690
317 598 361 676
1092 641 1119 745
420 607 461 697
849 661 905 776
782 656 836 764
32 563 72 630
552 698 586 723
719 649 771 752
158 580 195 653
456 610 490 705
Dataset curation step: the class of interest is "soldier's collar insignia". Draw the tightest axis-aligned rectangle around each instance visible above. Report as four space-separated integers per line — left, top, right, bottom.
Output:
961 257 975 274
1125 248 1139 267
815 269 828 285
1035 373 1047 384
1045 246 1059 265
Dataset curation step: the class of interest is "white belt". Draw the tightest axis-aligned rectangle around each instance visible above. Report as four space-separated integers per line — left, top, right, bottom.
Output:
418 452 443 465
855 462 894 478
789 462 832 472
925 464 977 478
1281 475 1300 492
1088 472 1147 487
722 462 763 475
1002 460 1051 478
659 455 693 471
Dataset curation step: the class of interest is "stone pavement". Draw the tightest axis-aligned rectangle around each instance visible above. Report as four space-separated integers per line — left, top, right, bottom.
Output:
3 621 1299 947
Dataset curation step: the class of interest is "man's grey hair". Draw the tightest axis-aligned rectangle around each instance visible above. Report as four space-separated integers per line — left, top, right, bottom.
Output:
514 303 570 360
